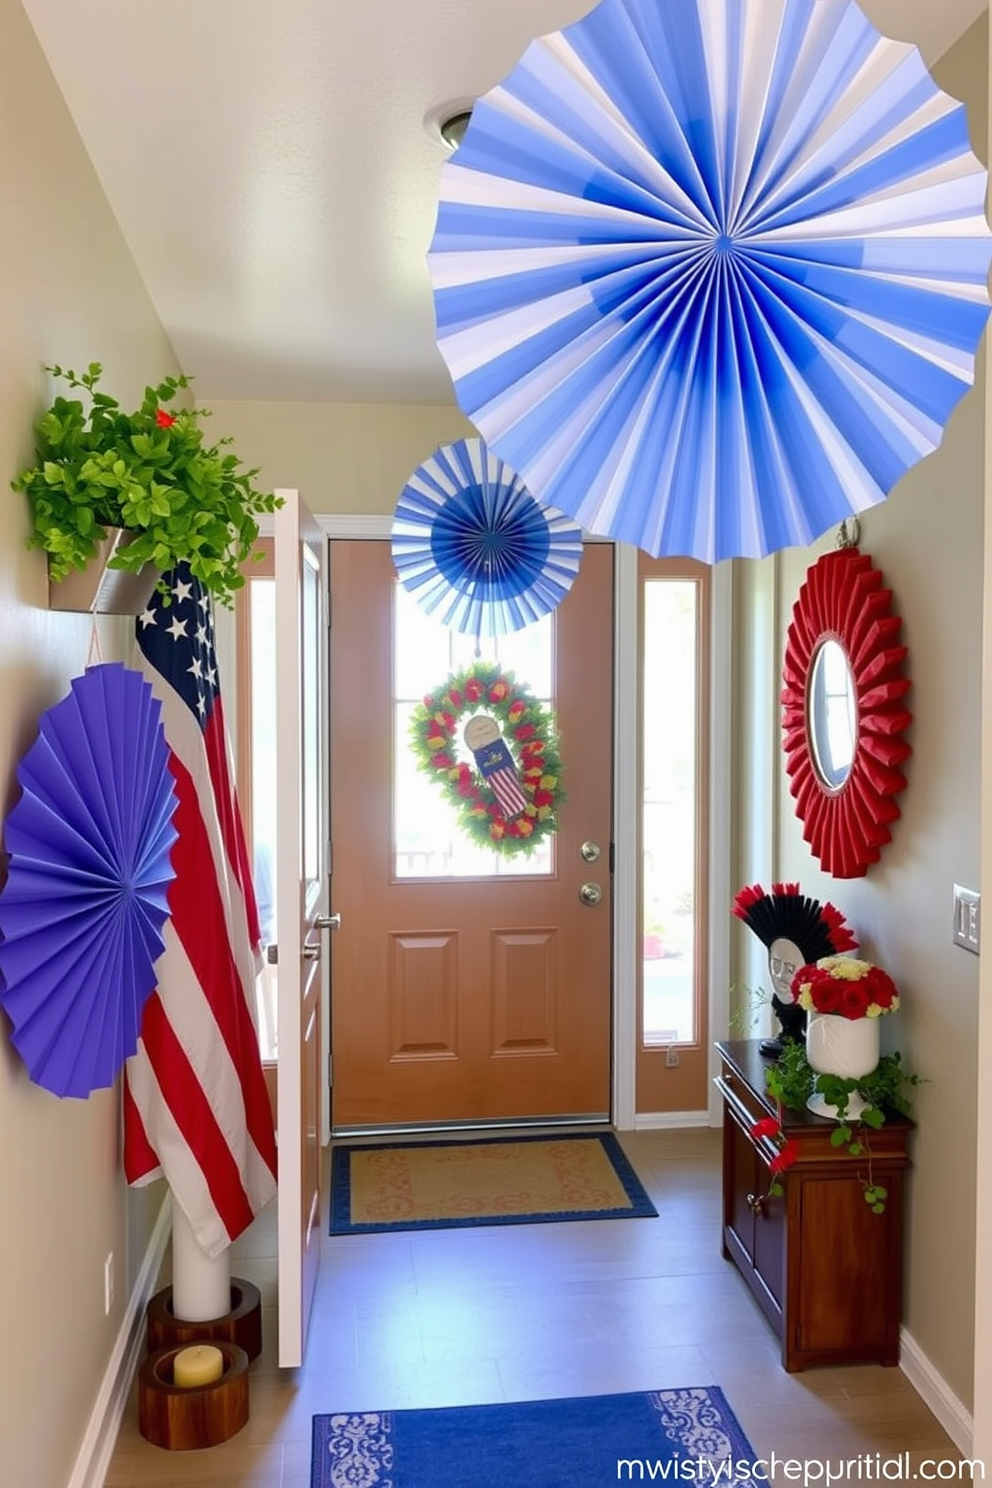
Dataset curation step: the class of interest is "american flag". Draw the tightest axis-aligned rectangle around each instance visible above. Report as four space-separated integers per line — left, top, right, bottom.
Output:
123 565 277 1257
472 737 528 820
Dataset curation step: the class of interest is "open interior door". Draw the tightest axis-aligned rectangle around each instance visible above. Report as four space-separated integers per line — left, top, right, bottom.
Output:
274 488 329 1367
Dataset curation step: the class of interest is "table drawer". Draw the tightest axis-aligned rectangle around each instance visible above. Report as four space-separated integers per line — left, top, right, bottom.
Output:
715 1060 772 1131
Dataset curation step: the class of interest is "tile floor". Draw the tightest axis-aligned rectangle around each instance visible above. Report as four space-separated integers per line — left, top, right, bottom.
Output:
105 1128 962 1486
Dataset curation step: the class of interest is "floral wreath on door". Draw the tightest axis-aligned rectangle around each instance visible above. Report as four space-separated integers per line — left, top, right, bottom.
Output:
409 661 565 855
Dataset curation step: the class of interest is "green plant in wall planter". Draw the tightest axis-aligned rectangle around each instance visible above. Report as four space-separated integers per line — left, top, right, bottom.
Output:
11 363 281 609
764 1040 923 1213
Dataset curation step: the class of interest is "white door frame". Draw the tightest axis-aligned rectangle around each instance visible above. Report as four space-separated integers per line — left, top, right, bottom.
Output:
613 545 733 1130
318 513 732 1130
275 490 330 1367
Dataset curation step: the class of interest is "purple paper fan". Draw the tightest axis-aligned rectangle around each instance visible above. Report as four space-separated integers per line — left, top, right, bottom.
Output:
0 663 178 1098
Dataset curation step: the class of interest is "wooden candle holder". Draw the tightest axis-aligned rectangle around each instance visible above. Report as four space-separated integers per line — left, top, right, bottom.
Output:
146 1278 262 1361
138 1340 249 1450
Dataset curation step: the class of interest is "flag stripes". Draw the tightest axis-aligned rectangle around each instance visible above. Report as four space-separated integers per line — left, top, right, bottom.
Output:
123 569 277 1256
487 767 528 820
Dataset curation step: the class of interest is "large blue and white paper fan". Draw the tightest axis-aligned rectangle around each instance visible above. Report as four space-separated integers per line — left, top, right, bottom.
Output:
392 437 583 641
0 664 177 1098
428 0 992 562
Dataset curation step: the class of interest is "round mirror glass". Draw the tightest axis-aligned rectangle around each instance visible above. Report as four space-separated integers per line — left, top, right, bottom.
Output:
808 638 857 790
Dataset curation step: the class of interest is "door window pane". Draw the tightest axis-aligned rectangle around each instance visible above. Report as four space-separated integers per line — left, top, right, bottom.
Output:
301 544 322 894
393 584 553 879
642 579 697 1044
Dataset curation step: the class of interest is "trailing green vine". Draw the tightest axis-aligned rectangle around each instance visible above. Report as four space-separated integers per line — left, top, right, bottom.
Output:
764 1042 922 1213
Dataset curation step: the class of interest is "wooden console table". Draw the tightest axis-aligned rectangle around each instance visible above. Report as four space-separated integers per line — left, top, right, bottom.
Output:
715 1039 912 1372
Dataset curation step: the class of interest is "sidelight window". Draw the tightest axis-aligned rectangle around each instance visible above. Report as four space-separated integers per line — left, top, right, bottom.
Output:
641 575 702 1046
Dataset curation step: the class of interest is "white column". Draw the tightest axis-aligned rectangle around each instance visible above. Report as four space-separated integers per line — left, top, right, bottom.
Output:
171 1201 230 1323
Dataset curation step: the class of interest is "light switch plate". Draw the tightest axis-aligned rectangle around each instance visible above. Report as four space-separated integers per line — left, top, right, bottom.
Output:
953 884 980 955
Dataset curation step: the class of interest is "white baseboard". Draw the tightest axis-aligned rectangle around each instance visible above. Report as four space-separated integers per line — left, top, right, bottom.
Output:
67 1191 172 1488
633 1109 713 1130
900 1326 974 1456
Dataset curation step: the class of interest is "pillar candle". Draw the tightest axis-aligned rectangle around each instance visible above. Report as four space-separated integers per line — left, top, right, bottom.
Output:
172 1344 224 1388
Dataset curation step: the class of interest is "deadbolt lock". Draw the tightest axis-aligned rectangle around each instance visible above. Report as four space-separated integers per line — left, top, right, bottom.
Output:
580 841 601 863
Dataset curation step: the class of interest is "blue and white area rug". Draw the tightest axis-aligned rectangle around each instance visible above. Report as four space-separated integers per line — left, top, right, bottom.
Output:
311 1386 756 1487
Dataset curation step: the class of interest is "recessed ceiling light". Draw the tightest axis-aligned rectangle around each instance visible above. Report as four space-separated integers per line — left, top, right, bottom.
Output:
424 99 475 154
439 110 472 151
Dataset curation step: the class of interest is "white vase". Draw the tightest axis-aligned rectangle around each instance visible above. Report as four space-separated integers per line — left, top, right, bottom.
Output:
805 1010 880 1120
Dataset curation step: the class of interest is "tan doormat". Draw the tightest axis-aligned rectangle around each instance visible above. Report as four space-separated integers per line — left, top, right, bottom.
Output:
329 1132 657 1234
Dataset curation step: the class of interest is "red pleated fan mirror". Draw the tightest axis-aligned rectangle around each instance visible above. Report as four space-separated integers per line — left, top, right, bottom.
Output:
781 542 912 878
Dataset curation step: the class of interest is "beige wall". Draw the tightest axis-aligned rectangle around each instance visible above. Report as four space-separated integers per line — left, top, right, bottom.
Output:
0 2 178 1483
734 15 987 1412
974 4 992 1458
204 398 475 515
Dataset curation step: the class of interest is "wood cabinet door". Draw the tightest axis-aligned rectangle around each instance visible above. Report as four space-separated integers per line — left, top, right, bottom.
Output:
792 1173 902 1363
722 1105 785 1320
752 1162 785 1310
724 1111 758 1261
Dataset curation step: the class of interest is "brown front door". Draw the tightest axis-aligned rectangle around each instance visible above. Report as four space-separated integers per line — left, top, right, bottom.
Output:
329 540 614 1130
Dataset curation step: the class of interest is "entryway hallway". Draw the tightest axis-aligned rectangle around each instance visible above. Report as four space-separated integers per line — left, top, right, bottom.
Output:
105 1128 961 1486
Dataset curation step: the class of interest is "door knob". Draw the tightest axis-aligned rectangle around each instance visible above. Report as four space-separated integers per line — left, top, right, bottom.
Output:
315 913 342 931
580 841 601 863
579 881 603 907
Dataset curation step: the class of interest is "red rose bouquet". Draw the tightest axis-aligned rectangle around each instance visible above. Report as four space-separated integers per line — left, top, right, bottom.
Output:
791 955 899 1021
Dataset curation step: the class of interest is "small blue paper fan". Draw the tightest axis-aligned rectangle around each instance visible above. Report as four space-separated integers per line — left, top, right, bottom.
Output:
392 437 583 646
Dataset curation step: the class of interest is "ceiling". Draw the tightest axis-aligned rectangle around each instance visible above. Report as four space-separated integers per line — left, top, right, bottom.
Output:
23 0 988 406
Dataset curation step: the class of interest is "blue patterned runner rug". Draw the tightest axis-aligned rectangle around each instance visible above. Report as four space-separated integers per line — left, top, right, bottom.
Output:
311 1386 756 1487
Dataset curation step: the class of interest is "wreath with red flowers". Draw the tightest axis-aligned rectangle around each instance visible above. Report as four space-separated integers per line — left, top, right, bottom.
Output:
409 661 564 855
